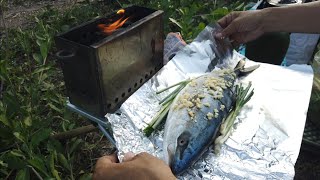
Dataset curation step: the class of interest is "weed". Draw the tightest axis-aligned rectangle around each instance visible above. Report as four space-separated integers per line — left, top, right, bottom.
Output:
0 1 115 179
124 0 250 42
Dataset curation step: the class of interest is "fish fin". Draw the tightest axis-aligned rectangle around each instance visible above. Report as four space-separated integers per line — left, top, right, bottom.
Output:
234 59 260 76
234 58 246 70
239 64 260 76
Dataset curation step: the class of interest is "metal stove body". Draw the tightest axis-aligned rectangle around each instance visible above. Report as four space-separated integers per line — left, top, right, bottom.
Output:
55 6 164 117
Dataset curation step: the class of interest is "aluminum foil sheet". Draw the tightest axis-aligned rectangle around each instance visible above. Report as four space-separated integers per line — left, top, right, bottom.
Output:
105 25 314 179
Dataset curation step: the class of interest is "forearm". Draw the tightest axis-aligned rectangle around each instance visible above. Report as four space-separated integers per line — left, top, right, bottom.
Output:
262 1 320 33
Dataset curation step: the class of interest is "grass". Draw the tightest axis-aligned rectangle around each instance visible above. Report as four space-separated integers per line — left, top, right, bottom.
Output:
0 1 118 179
0 0 256 179
127 0 251 42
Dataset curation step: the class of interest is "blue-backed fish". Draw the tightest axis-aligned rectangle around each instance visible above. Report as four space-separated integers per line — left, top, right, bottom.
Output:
163 60 258 175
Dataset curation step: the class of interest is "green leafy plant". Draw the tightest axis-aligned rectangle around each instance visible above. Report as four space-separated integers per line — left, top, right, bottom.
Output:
0 1 113 179
0 0 253 179
126 0 249 41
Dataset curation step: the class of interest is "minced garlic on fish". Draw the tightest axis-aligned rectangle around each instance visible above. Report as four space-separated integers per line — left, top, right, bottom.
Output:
198 94 205 99
189 81 197 87
207 112 214 120
220 104 225 111
196 103 201 109
196 98 201 103
208 90 215 95
204 103 210 107
188 109 194 118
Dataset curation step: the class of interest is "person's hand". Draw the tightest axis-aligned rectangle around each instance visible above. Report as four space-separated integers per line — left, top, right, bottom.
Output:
93 152 176 180
216 10 267 45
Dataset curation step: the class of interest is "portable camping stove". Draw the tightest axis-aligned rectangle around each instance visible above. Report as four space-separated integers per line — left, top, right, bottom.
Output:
55 6 164 118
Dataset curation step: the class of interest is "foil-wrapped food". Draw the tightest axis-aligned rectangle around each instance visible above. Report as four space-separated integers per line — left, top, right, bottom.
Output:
106 24 313 179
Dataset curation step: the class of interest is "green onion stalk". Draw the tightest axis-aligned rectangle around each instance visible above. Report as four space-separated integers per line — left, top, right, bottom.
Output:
214 82 254 154
143 79 192 137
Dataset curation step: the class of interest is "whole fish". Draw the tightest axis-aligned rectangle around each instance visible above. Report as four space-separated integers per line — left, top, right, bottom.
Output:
163 60 257 175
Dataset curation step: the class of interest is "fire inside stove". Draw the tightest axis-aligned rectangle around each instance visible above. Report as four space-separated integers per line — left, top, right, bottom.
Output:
59 6 160 46
55 6 164 117
97 9 130 35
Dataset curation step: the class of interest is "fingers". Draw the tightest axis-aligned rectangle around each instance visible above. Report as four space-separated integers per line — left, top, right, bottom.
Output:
216 12 241 40
217 10 265 44
231 30 263 45
217 11 240 29
221 21 239 39
218 12 233 28
129 152 155 163
107 153 119 163
134 152 154 159
215 22 238 43
95 153 119 169
230 39 240 49
133 152 167 166
93 154 119 180
93 152 160 180
123 152 135 162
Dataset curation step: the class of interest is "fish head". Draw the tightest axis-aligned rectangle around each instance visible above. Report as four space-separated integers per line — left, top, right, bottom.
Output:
164 118 220 175
169 130 193 175
165 126 209 175
163 120 193 173
163 123 186 164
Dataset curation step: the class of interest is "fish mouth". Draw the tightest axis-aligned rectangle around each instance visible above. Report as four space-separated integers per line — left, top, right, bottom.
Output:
170 149 189 175
166 143 175 166
169 131 192 175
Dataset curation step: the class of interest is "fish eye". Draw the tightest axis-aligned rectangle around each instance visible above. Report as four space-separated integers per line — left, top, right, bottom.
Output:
179 139 187 146
176 131 191 161
177 131 191 147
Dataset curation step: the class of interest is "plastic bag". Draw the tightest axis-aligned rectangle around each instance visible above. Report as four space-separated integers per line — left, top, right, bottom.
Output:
163 33 186 65
284 33 320 66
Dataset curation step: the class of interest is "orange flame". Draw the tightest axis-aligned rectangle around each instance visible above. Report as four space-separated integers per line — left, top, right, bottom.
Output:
117 9 125 14
98 9 129 35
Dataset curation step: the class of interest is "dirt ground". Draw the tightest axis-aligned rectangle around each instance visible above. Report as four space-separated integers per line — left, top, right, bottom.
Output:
295 142 320 179
1 1 320 178
0 0 74 29
294 114 320 180
0 0 117 170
